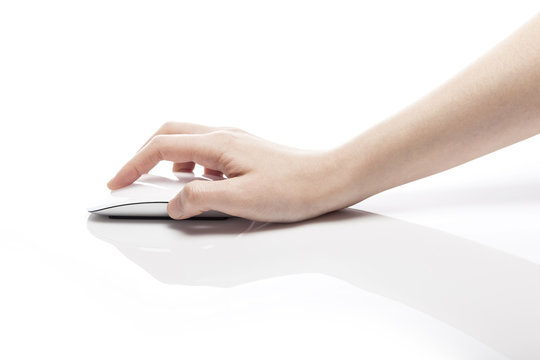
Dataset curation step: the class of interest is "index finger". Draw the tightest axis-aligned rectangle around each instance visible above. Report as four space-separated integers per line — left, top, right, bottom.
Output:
107 133 225 190
138 122 215 151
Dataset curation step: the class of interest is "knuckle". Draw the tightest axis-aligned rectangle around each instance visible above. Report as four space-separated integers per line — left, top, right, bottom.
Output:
150 134 167 145
182 182 202 203
211 129 238 144
160 121 175 132
147 135 168 160
126 162 142 179
222 126 246 134
211 130 229 142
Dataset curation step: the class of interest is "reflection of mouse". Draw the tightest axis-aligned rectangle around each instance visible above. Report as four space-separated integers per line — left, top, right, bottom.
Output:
86 210 540 359
87 172 229 218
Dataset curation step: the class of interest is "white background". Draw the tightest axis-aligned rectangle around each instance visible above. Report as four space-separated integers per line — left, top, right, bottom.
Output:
0 1 539 359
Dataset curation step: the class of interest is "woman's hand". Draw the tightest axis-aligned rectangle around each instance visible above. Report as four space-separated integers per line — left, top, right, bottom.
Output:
108 16 540 223
107 122 342 222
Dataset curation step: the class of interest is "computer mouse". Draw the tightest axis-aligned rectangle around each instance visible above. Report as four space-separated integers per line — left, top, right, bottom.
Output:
87 172 229 219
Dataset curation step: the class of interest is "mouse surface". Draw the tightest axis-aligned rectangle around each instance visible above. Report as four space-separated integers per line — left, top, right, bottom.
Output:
87 172 229 219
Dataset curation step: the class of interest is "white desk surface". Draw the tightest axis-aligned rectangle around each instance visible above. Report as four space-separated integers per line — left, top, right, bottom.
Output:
1 135 538 360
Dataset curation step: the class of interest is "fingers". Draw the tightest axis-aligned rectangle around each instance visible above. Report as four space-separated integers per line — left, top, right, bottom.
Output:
167 178 241 219
141 122 236 175
108 133 226 189
172 162 224 178
173 161 196 172
138 122 215 151
203 167 224 178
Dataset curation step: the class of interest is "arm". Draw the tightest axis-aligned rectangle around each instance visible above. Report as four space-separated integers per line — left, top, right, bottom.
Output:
330 13 540 210
108 14 540 222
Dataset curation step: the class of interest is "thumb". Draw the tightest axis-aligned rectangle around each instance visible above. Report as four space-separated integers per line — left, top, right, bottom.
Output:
167 179 237 219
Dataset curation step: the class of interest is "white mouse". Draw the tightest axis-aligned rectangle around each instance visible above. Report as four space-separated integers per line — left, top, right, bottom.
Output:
87 172 229 219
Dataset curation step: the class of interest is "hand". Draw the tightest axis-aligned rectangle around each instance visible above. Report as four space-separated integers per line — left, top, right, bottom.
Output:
107 122 341 222
107 16 540 223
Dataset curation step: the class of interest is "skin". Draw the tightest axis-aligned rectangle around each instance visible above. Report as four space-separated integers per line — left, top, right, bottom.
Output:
108 14 540 222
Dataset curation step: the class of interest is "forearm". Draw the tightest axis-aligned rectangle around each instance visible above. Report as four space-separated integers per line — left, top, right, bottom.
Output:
331 13 540 208
108 15 540 223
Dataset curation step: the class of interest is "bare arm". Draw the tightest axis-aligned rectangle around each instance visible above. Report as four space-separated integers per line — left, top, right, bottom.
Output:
108 14 540 222
328 13 540 210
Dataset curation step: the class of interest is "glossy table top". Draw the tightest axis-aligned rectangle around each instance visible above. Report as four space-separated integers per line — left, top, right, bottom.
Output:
1 163 538 359
1 131 539 360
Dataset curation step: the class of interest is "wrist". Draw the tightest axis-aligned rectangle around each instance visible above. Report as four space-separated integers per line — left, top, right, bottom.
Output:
301 146 372 217
322 142 378 211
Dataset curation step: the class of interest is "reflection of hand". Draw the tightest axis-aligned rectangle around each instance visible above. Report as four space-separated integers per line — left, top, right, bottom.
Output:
107 122 341 222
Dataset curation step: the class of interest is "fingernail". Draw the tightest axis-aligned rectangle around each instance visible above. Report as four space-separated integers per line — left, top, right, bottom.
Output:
168 198 183 219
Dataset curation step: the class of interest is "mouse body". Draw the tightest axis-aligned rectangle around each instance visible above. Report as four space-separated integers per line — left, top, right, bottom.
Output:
87 173 228 219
